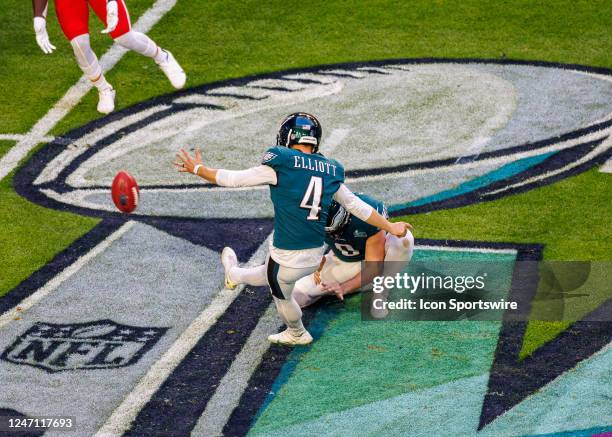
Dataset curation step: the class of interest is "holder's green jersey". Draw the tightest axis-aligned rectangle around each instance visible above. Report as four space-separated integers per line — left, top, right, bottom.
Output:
262 146 345 250
326 194 386 262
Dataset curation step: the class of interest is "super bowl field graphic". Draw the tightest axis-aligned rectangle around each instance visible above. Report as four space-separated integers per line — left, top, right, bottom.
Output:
2 58 611 436
18 59 612 218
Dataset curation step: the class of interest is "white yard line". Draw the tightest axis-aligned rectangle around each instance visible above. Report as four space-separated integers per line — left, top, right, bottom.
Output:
416 244 517 255
324 128 351 157
0 134 54 143
191 304 282 437
0 0 178 182
94 235 272 437
0 221 135 330
601 159 612 173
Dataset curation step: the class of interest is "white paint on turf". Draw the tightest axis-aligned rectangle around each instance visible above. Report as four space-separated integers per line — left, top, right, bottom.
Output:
0 134 54 143
29 62 612 219
43 125 610 220
94 234 273 437
0 0 179 182
324 128 351 157
64 80 343 188
0 222 227 436
34 105 170 185
0 221 135 330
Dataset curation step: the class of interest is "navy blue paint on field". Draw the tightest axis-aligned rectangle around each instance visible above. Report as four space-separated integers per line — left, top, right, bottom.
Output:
477 244 611 429
248 304 341 427
124 284 272 437
480 308 612 428
137 216 273 263
346 124 612 179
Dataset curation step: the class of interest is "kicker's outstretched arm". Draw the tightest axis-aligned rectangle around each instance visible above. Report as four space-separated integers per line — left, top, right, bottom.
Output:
174 148 277 186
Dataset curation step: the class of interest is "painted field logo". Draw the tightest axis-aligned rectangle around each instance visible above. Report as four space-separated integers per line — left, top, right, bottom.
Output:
17 59 612 221
1 320 167 372
8 59 612 435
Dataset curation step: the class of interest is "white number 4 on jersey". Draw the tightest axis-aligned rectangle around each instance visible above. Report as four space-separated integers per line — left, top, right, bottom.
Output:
300 176 323 220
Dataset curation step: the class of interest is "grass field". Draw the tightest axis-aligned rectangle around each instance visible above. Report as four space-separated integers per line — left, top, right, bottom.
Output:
1 0 611 361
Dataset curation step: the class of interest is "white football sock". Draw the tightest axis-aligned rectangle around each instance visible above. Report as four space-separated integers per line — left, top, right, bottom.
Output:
70 34 111 89
229 264 268 287
114 31 167 63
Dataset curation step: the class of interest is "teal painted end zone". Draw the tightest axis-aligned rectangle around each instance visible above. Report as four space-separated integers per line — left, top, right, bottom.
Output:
248 248 517 436
389 151 555 212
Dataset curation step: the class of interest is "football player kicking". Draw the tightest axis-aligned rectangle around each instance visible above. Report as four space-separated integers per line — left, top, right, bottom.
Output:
175 113 411 346
32 0 186 114
222 194 414 311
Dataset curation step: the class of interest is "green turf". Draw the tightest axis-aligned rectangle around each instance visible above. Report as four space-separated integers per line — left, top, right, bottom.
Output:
1 0 610 358
0 139 99 297
0 141 16 159
0 0 155 134
0 181 98 297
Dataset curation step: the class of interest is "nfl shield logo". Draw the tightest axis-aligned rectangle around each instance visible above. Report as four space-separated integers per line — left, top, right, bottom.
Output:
1 320 167 373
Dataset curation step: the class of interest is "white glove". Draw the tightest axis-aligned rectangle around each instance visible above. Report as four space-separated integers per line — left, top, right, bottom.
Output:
33 16 56 54
101 0 119 34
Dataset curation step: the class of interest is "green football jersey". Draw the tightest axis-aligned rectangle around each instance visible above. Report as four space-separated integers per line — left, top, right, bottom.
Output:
262 146 345 250
325 194 387 262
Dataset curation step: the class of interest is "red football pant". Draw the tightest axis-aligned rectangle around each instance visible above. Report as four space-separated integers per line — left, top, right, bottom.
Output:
54 0 131 41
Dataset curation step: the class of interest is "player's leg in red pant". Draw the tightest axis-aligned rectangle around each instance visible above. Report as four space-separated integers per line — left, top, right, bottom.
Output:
54 0 115 114
54 0 89 41
89 0 186 89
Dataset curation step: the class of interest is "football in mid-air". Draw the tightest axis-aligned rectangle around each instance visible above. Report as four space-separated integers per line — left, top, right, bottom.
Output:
111 171 139 213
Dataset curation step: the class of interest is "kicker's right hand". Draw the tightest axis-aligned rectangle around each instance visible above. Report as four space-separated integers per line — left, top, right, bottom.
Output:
33 17 56 54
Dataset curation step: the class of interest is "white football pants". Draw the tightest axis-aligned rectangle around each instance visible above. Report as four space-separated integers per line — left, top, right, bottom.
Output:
230 256 317 334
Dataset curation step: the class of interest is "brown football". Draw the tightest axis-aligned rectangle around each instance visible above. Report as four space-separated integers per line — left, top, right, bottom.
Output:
111 171 139 213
